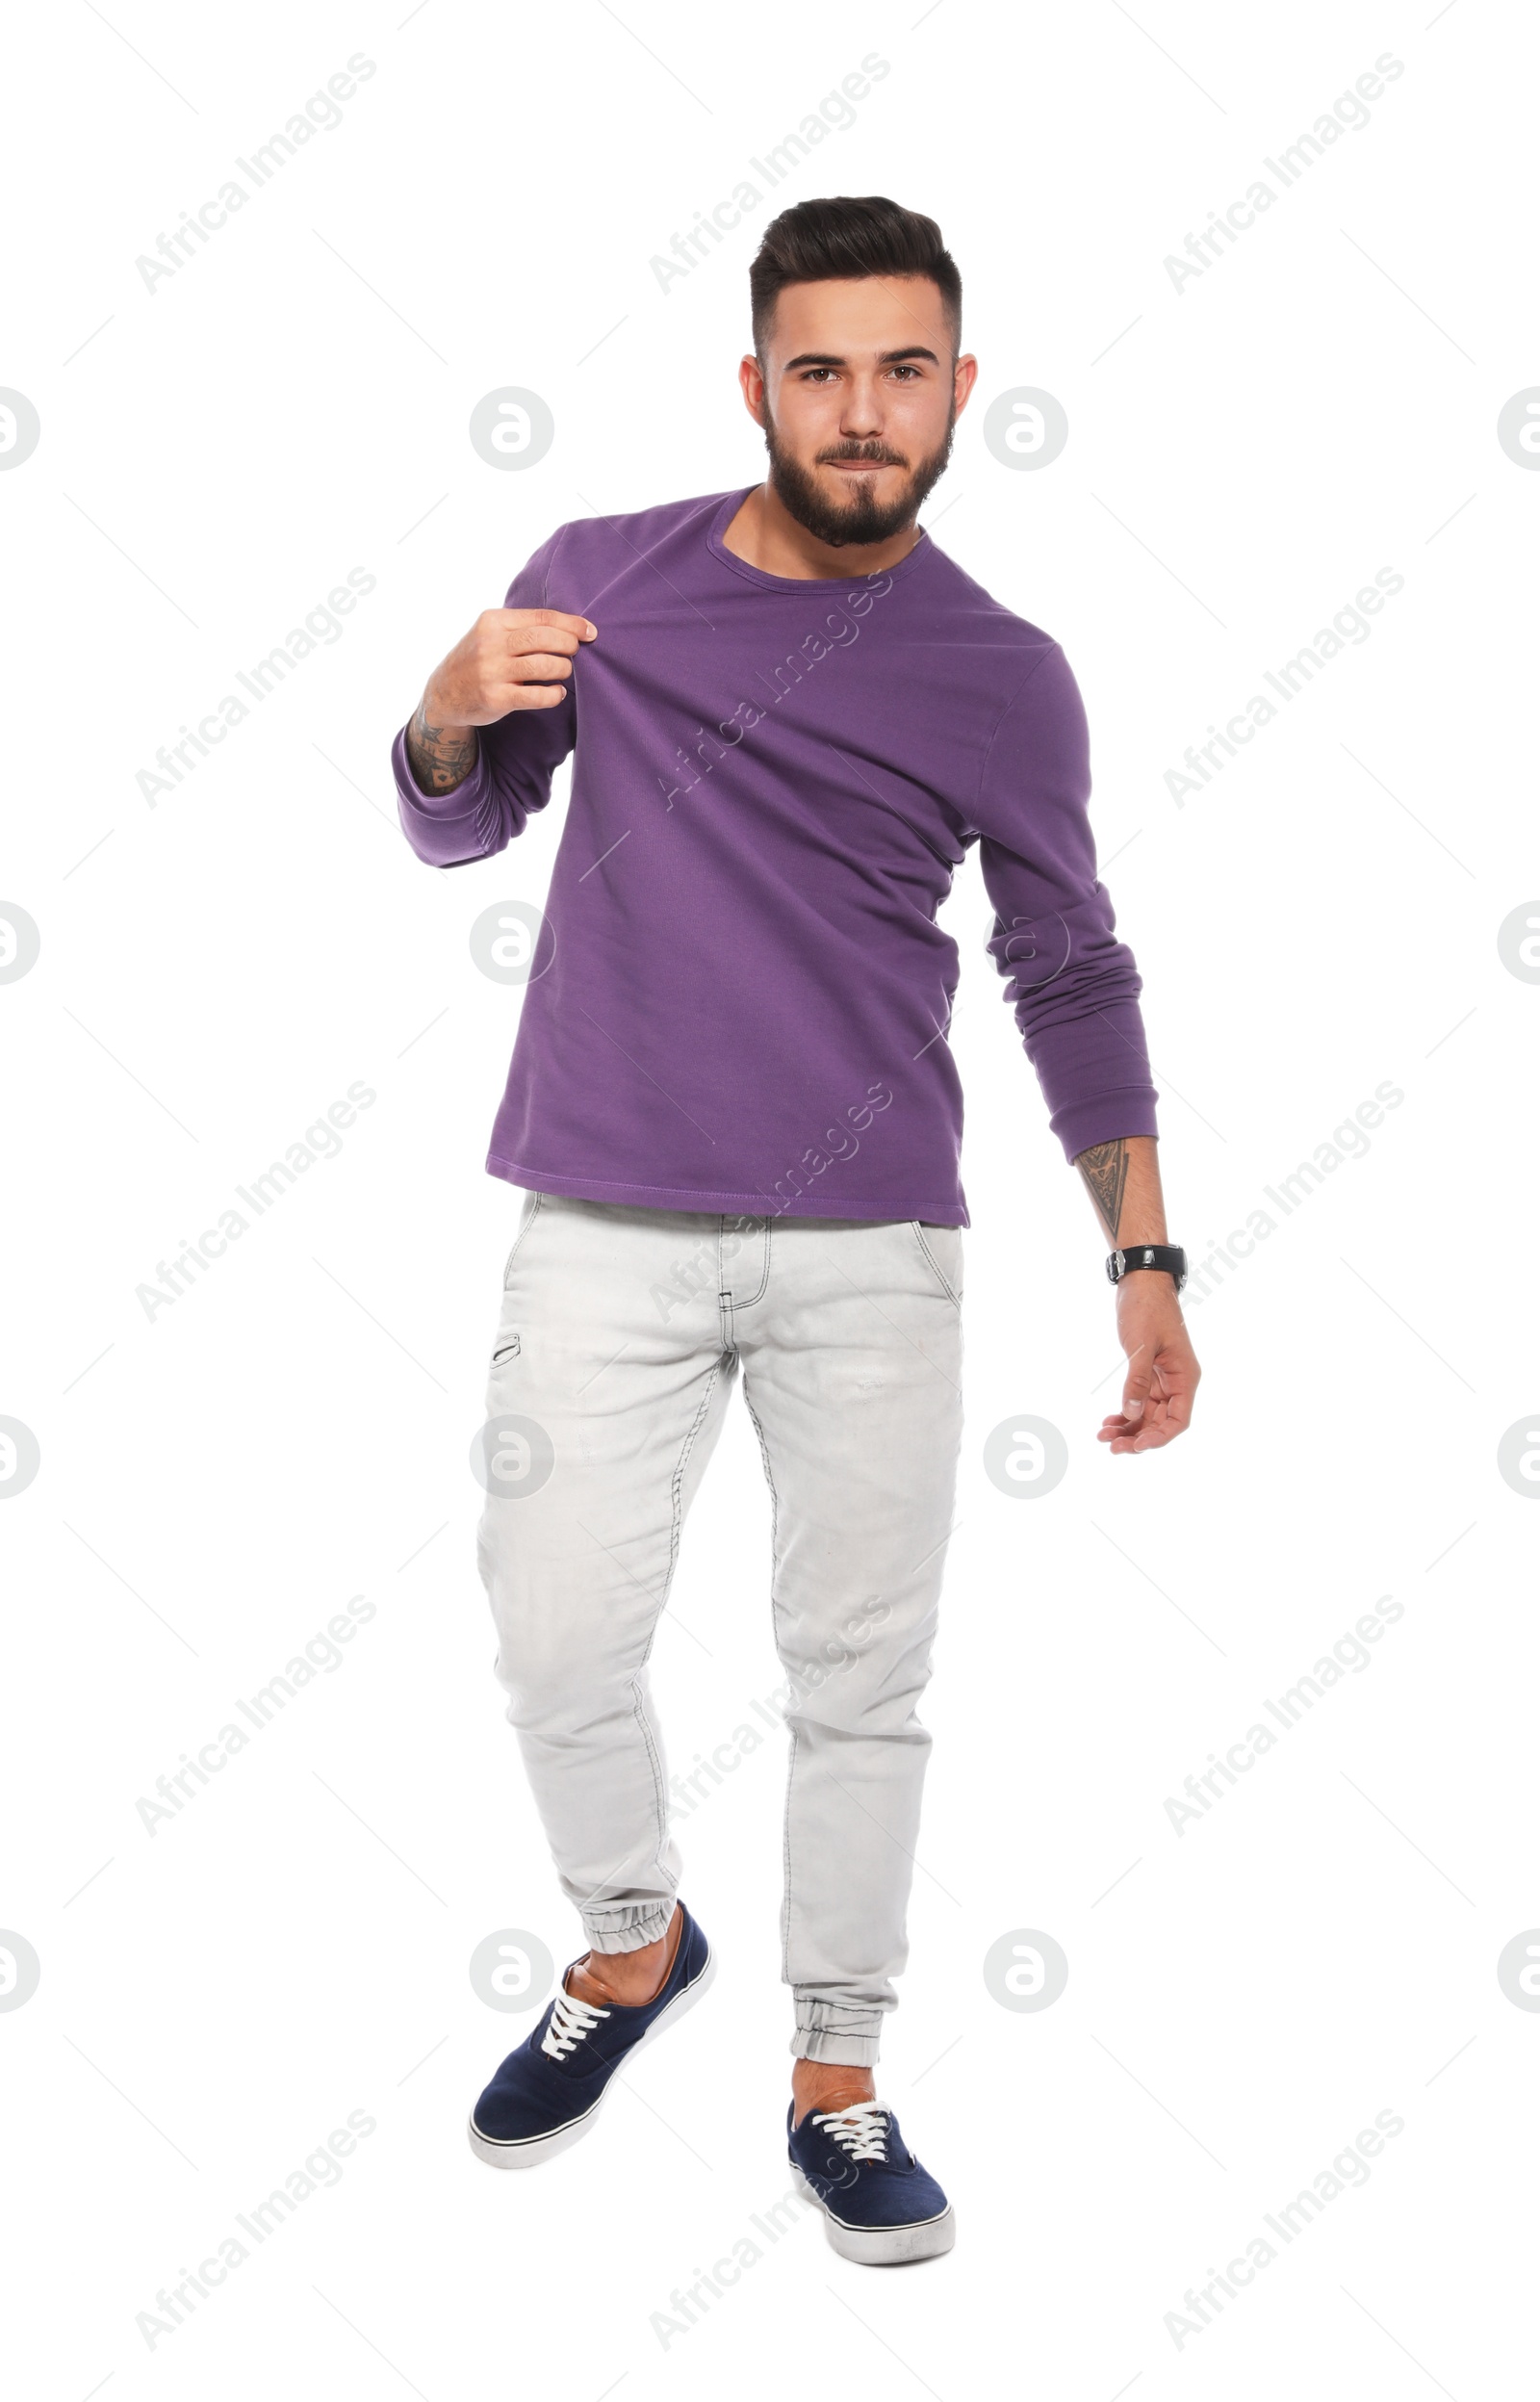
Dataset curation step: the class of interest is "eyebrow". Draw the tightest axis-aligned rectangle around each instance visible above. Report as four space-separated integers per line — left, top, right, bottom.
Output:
781 346 942 370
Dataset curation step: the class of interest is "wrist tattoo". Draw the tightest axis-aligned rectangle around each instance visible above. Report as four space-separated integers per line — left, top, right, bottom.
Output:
407 696 478 794
1076 1139 1129 1242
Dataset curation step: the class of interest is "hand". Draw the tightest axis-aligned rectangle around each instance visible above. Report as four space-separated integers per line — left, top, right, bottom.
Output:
424 607 596 726
1099 1275 1200 1455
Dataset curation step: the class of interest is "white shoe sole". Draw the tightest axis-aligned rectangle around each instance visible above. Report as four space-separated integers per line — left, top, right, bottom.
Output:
468 1944 717 2171
790 2165 957 2264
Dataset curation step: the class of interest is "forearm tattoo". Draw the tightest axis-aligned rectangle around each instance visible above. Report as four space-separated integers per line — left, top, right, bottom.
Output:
1076 1139 1129 1242
406 696 478 794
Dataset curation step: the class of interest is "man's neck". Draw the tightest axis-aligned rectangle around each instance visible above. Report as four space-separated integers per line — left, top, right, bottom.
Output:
720 481 924 581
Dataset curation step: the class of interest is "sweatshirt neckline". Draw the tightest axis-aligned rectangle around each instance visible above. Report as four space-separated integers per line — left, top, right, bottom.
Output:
706 483 936 595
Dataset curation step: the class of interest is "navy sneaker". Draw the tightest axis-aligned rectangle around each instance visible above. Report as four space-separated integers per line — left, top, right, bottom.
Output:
468 1904 714 2169
788 2099 956 2263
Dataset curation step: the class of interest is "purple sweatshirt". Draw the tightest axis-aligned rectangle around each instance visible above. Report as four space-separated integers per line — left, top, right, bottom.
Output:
391 486 1158 1227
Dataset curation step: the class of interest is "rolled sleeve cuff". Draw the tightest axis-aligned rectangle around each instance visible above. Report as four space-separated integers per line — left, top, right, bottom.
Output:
391 721 494 853
1050 1086 1160 1164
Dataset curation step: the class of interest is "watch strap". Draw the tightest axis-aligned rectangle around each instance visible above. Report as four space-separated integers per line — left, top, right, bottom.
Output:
1107 1243 1188 1292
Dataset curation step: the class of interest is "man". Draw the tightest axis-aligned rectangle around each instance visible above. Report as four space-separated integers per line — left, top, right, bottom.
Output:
392 195 1198 2264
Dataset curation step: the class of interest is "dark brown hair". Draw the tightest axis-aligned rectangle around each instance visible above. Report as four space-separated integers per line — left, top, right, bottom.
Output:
748 195 962 356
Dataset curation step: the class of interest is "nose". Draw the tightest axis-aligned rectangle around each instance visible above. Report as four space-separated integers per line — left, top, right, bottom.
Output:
838 379 886 442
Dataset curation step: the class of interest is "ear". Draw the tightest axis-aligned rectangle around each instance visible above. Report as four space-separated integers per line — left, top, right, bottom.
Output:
738 352 768 426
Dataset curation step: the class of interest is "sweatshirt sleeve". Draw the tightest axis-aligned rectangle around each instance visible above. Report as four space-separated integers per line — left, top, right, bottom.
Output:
974 642 1159 1162
392 527 578 867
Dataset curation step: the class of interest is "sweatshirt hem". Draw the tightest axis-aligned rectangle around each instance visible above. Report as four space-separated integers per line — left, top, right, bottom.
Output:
485 1155 969 1227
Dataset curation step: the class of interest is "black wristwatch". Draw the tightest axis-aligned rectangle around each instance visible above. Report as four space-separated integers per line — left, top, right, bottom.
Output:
1106 1243 1188 1294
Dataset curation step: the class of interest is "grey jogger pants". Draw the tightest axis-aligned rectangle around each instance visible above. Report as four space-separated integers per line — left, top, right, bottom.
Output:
475 1192 964 2065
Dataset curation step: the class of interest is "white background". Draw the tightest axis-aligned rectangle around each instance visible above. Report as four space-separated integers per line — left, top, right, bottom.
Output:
3 1 1535 2393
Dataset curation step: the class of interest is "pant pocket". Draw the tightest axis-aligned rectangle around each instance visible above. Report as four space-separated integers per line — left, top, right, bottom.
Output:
502 1190 545 1287
910 1221 963 1306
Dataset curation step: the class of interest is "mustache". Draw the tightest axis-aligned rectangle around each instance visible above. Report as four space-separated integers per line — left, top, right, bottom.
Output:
816 444 909 467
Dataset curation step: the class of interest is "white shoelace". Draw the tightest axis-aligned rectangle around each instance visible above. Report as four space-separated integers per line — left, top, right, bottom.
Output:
811 2102 890 2162
540 1986 610 2060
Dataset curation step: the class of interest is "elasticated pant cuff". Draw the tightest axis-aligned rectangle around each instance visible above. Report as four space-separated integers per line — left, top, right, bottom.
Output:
582 1901 673 1952
792 2000 883 2066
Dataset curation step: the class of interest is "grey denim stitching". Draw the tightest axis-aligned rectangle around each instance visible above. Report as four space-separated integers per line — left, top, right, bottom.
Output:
630 1356 726 1871
781 1724 798 1989
741 1375 795 1976
630 1671 676 1889
732 1214 773 1308
911 1220 962 1307
501 1190 545 1287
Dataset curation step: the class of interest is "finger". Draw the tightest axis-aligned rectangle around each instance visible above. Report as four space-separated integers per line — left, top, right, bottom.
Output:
1099 1388 1186 1448
1128 1421 1180 1451
1145 1356 1195 1427
495 683 569 710
503 651 583 682
528 607 598 639
504 607 597 643
501 624 586 660
1109 1404 1189 1453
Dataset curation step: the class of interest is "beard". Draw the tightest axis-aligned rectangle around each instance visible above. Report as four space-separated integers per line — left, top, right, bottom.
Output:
762 397 957 549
